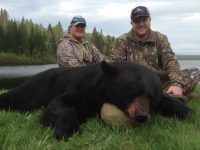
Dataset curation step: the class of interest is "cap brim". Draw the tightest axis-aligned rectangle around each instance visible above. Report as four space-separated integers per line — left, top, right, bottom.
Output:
132 15 150 21
73 22 86 26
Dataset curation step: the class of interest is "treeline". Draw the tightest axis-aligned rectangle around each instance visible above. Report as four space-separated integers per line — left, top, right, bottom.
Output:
176 55 200 60
84 28 115 57
0 9 61 59
0 8 115 65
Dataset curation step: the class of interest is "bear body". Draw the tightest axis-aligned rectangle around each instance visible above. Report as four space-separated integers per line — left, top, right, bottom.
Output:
0 61 194 141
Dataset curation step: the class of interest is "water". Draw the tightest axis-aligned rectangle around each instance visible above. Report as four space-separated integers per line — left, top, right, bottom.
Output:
0 64 57 89
0 60 199 89
178 60 200 70
0 64 57 79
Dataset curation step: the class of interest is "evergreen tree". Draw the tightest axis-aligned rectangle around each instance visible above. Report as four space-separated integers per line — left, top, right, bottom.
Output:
91 28 104 53
18 16 29 55
0 9 9 52
91 27 98 47
97 29 104 53
46 23 56 55
28 24 35 55
53 21 63 43
0 9 9 34
0 24 4 51
32 25 44 57
84 32 92 42
0 8 116 60
8 20 19 54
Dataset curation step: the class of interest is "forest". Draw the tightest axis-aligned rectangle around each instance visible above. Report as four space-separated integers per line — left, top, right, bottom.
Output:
0 8 199 65
0 8 115 65
176 55 200 60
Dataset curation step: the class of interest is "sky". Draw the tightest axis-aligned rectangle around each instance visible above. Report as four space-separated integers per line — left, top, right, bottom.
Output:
1 0 200 55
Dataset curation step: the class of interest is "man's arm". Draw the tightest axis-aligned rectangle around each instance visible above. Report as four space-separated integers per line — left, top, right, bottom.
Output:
157 34 183 94
89 43 109 62
57 40 82 67
110 37 127 62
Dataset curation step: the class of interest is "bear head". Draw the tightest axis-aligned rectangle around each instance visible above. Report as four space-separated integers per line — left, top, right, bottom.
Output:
100 61 168 125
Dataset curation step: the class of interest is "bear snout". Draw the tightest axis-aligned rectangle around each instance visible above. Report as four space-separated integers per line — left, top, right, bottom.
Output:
126 97 150 126
134 111 150 126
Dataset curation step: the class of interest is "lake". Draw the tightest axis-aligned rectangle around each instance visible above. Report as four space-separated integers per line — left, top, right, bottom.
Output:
0 60 200 89
0 64 57 89
0 64 58 79
178 60 200 70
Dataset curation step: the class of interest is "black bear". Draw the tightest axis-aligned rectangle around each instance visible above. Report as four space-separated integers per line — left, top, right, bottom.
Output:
0 61 194 141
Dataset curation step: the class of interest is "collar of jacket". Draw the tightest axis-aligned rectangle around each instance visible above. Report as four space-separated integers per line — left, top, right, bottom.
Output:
126 29 155 44
61 34 89 45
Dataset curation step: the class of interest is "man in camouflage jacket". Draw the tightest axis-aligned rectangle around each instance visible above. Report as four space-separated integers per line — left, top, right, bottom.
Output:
57 15 108 67
110 6 200 99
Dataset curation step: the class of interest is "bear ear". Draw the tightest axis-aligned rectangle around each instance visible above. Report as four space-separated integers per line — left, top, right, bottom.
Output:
156 71 169 82
101 61 118 76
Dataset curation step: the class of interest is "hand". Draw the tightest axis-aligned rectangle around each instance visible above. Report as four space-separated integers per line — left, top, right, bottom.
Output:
165 86 183 95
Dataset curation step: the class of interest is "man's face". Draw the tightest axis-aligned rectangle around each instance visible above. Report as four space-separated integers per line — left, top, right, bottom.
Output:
70 23 86 40
131 16 151 38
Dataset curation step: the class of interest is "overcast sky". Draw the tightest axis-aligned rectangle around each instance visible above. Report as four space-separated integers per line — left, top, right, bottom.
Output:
1 0 200 55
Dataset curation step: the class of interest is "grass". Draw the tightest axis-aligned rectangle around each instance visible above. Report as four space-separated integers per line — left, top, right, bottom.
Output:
0 85 200 150
0 52 56 65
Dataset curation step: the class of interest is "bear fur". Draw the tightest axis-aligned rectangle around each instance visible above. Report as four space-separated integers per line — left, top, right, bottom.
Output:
0 61 194 141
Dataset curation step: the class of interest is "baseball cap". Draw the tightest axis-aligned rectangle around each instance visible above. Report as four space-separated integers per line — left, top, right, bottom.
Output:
130 6 150 21
70 15 87 26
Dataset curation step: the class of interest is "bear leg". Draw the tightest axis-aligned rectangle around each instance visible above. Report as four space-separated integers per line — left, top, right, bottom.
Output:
39 98 80 141
154 93 195 119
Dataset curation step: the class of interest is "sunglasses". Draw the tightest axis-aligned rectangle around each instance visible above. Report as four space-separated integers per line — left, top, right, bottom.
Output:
71 18 86 24
132 8 149 16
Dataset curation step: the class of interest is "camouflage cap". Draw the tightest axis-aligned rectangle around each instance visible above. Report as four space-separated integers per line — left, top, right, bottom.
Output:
70 15 87 26
130 6 150 21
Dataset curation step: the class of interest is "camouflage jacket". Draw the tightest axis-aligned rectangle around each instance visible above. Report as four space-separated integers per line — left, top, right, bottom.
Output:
57 34 108 67
110 29 186 88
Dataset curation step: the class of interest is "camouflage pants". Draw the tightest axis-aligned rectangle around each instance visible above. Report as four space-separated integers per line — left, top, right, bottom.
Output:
163 67 200 95
181 67 200 84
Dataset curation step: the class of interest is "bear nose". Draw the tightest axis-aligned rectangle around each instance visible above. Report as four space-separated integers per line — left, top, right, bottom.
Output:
134 112 148 125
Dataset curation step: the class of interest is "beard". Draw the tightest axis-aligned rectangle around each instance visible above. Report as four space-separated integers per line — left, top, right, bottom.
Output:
133 26 150 41
134 27 149 37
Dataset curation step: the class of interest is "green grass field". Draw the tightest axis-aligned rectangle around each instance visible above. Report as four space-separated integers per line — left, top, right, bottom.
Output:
0 85 200 150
